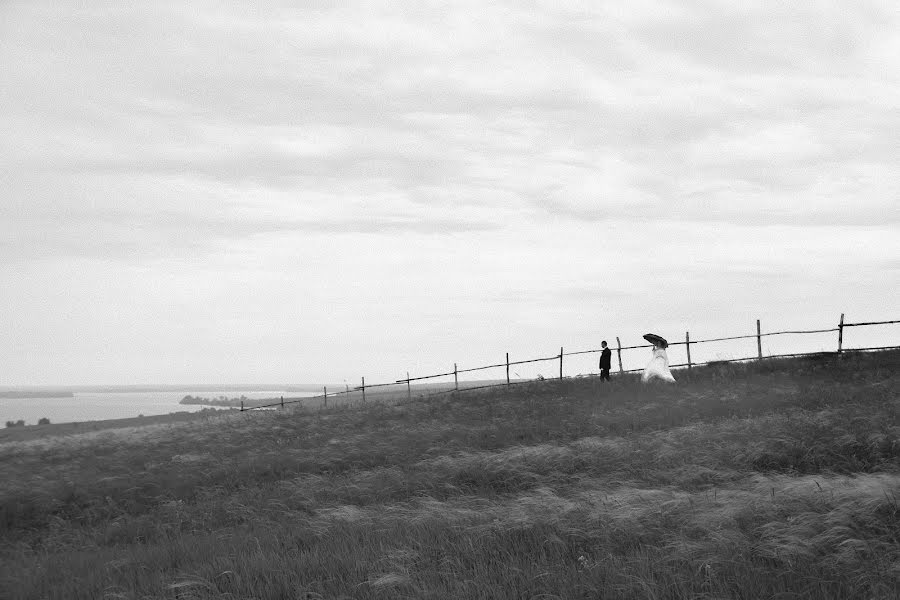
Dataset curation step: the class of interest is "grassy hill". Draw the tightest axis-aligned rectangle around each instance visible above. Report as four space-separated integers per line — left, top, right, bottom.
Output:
2 351 899 599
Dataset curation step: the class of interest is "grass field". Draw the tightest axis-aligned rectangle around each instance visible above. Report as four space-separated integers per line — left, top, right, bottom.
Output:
2 351 899 599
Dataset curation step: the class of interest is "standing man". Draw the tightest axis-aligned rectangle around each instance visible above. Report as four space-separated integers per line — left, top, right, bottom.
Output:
599 341 612 381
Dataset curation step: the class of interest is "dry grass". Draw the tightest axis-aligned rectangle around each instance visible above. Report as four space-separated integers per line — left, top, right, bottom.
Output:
2 351 900 599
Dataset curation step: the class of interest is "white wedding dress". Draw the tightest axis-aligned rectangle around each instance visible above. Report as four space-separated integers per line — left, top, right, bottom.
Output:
641 347 676 383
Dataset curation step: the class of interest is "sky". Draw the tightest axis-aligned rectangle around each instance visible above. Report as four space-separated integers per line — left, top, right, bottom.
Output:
1 0 898 386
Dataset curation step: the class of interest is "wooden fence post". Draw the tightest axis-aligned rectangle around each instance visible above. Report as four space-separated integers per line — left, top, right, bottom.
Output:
454 363 458 392
323 386 327 408
506 353 510 387
756 320 762 360
616 337 623 373
407 372 411 401
559 347 563 380
685 331 691 372
361 377 366 402
240 400 244 412
838 313 844 354
281 395 284 409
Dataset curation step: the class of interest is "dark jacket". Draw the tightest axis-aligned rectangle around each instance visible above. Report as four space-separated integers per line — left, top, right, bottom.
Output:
599 347 612 369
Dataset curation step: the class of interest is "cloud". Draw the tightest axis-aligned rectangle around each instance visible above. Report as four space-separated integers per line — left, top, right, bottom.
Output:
4 0 898 245
0 206 500 263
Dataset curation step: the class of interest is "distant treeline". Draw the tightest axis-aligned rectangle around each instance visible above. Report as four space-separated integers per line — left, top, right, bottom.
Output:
0 391 74 399
180 395 277 408
5 417 51 427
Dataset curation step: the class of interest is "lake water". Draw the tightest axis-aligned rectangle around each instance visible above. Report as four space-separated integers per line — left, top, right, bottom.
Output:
0 390 319 425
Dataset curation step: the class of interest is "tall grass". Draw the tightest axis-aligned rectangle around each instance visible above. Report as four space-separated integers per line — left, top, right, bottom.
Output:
2 351 899 598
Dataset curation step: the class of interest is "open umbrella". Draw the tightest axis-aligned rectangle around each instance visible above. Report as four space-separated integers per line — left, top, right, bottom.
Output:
643 333 668 348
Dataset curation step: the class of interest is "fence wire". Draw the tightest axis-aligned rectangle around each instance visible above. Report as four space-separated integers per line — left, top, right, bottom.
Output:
241 316 899 412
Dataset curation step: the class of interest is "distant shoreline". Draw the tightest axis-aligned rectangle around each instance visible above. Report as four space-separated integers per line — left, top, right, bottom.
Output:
0 384 340 394
0 407 237 443
0 390 74 399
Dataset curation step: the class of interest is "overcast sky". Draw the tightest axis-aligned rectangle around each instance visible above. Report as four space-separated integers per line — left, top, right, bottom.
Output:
1 0 898 386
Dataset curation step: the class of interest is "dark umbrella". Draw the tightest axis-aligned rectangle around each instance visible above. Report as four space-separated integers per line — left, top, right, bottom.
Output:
643 333 668 348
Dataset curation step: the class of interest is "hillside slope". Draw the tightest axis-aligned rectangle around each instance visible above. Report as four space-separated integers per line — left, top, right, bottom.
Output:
2 351 900 599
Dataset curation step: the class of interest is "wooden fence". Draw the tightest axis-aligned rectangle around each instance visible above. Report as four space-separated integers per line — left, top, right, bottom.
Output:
240 314 900 412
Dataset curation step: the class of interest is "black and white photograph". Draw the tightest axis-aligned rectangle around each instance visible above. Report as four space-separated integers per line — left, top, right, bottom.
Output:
1 1 898 598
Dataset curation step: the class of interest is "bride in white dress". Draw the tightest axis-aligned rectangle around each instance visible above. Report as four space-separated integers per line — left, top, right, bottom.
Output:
641 335 676 383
